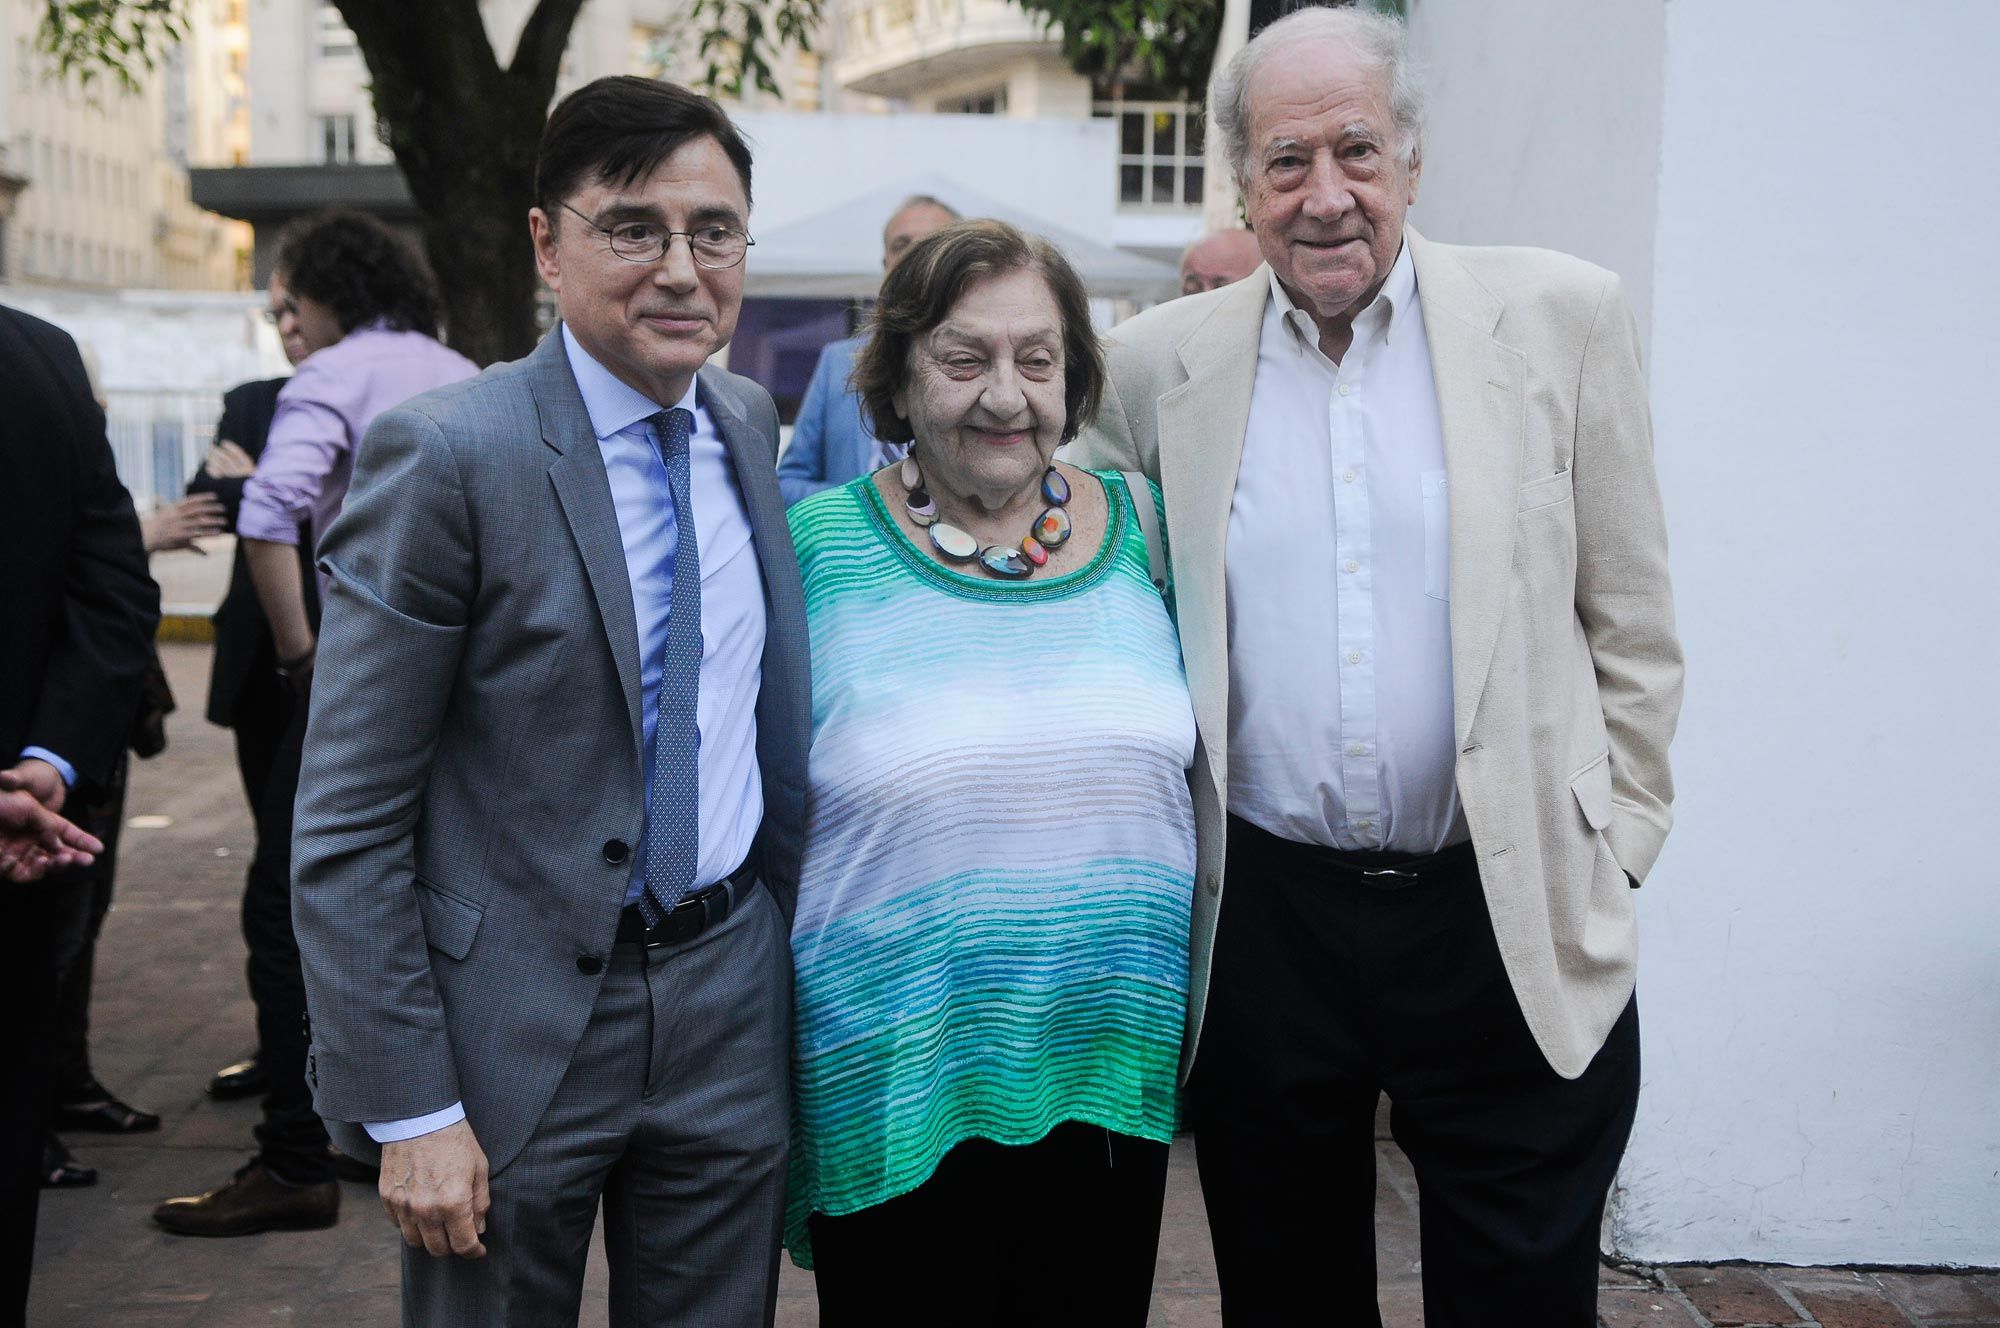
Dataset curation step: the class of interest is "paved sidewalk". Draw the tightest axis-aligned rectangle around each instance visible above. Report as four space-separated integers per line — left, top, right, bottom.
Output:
30 645 1997 1326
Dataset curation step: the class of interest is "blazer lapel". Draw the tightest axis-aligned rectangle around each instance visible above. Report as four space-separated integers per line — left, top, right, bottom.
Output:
1157 271 1268 802
533 331 646 752
1409 231 1527 745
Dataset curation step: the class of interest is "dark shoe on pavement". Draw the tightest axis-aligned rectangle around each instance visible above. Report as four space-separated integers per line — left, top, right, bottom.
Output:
54 1081 160 1133
152 1161 339 1236
329 1144 380 1186
207 1054 268 1101
41 1134 96 1189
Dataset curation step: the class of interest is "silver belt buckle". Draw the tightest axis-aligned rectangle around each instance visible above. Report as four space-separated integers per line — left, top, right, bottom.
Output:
1361 866 1419 880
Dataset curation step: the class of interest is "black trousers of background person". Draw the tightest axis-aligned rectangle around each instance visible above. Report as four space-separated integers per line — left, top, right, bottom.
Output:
240 690 330 1184
808 1122 1170 1328
1189 816 1640 1328
47 754 128 1104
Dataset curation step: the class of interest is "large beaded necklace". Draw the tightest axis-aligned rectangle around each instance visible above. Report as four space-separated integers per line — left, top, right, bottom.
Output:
900 454 1072 580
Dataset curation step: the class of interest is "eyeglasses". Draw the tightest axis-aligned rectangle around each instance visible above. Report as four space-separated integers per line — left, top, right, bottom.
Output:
263 298 297 325
559 202 753 270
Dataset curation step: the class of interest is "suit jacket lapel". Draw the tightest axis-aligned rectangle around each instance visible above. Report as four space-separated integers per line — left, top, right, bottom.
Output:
534 330 646 753
1409 231 1527 745
1158 271 1268 802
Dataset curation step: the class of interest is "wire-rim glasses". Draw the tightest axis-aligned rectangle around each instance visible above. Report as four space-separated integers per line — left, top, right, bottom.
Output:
559 202 753 270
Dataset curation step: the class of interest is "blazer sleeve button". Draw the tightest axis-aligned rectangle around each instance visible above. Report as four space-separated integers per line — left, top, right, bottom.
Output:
602 838 629 865
576 954 605 976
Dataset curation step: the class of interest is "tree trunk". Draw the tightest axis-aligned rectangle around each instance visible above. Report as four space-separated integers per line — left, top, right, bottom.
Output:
335 0 583 366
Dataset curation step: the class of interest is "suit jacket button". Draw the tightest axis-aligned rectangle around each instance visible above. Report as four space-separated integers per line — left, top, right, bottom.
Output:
576 954 604 976
602 838 629 865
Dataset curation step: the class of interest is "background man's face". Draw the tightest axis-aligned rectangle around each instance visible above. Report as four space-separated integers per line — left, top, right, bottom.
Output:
1242 37 1419 327
1179 230 1264 296
531 134 748 405
882 202 957 272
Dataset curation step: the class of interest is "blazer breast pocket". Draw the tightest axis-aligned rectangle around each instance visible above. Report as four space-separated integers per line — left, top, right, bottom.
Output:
1518 468 1574 513
414 876 485 961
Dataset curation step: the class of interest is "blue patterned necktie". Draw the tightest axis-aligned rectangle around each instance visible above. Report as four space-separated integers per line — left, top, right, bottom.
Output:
638 406 702 926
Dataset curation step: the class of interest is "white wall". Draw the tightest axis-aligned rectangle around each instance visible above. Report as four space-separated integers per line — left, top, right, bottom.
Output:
1618 0 2000 1266
1407 0 1664 335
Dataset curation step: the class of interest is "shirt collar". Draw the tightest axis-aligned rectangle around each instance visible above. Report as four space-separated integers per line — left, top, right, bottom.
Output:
1267 237 1416 352
559 323 699 441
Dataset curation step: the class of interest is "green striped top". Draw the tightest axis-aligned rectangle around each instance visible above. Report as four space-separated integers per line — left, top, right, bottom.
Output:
783 470 1197 1266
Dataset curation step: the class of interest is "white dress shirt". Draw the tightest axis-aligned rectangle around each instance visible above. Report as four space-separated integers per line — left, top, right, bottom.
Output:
365 329 768 1145
1225 243 1468 854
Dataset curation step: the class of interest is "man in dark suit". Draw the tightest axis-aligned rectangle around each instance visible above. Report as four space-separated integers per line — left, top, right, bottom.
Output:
0 303 160 1326
292 78 809 1326
182 280 312 1105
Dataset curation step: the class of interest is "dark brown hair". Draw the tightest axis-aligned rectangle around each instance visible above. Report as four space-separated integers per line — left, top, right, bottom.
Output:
274 210 442 338
536 76 753 217
852 218 1104 445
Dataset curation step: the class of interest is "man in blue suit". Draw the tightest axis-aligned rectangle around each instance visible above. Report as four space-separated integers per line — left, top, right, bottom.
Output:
777 194 956 505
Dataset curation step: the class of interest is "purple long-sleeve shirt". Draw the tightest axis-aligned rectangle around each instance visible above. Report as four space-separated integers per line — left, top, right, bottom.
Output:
239 324 477 557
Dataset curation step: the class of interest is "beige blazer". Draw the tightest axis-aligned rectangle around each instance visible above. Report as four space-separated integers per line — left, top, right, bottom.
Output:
1070 229 1683 1080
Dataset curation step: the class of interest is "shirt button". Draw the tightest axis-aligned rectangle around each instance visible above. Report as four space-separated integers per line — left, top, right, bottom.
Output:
1338 383 1354 396
576 954 605 976
1344 560 1359 573
1356 819 1373 831
1342 470 1356 483
1349 743 1368 757
603 839 629 865
1348 651 1362 664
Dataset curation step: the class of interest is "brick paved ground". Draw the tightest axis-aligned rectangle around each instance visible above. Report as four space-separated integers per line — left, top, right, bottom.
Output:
30 644 1998 1326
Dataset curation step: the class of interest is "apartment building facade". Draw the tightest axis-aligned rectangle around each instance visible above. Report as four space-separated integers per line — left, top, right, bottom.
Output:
0 0 249 290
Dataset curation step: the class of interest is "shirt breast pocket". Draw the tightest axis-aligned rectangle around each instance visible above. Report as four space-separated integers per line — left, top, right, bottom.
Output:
1422 470 1450 601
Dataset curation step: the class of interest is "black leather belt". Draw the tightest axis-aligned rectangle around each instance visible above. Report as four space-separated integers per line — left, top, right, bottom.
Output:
1228 815 1477 888
616 859 757 948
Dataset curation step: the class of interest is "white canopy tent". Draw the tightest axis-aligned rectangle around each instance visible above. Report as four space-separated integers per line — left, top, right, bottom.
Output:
741 173 1179 303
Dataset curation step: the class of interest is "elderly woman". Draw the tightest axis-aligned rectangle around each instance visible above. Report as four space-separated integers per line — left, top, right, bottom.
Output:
784 219 1197 1324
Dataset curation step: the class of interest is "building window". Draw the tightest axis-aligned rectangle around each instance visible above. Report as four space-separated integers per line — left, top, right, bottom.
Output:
314 2 358 59
937 87 1006 115
317 114 358 164
1093 90 1205 209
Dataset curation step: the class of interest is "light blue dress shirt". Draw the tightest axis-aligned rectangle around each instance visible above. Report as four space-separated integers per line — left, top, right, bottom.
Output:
365 327 768 1145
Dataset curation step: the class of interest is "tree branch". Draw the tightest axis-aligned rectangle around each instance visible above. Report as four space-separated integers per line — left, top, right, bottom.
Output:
509 0 588 91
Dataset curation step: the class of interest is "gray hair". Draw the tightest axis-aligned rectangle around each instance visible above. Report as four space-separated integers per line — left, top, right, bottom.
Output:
1210 5 1425 185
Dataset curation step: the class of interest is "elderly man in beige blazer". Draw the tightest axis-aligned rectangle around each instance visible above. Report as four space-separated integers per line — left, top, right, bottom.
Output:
1070 8 1681 1325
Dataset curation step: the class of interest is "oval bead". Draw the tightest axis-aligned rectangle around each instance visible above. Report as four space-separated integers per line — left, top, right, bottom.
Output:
906 489 939 526
929 522 978 561
1032 506 1073 548
979 546 1033 579
1018 536 1049 567
1041 467 1071 506
900 456 923 490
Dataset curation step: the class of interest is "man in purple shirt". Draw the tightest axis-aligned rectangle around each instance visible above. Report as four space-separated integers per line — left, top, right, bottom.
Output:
154 211 475 1237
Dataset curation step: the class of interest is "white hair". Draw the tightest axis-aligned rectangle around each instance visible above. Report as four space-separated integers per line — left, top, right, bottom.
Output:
1210 4 1426 185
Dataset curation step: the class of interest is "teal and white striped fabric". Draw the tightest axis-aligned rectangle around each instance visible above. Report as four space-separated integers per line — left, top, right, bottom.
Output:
783 470 1197 1265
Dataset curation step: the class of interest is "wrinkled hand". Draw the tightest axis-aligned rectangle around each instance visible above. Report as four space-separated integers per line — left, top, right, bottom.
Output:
203 439 257 479
0 787 101 883
379 1119 489 1259
142 492 229 554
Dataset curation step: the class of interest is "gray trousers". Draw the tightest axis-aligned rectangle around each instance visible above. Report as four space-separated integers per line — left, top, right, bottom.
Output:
402 883 791 1328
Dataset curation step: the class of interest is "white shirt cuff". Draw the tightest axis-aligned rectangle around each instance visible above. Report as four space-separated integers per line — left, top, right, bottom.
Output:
19 747 76 789
364 1102 466 1143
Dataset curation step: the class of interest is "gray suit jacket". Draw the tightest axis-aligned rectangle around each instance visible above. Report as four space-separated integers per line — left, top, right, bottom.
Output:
293 329 810 1172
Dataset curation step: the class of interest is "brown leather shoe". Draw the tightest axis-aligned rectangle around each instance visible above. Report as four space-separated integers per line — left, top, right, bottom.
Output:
152 1162 339 1236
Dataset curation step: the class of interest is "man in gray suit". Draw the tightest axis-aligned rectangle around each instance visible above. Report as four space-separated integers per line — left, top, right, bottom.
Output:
292 77 808 1327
